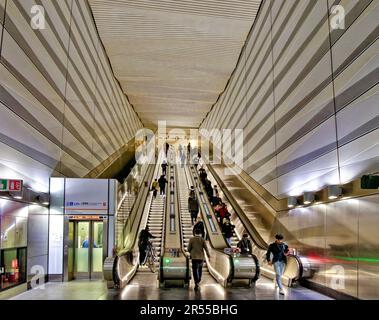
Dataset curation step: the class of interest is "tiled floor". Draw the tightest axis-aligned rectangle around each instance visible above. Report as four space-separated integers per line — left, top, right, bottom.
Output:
11 274 332 300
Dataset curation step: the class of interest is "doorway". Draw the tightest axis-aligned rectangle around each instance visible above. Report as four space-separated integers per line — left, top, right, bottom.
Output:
67 220 104 280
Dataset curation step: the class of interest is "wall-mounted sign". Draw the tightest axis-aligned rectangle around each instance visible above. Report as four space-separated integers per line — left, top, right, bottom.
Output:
68 215 106 221
64 179 109 215
0 179 23 192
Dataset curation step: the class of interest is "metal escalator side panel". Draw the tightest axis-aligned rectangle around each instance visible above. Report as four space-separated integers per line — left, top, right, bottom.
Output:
160 162 189 283
108 151 164 288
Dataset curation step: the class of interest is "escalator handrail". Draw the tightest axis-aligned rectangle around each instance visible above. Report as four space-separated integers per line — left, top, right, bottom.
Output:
185 164 234 283
174 164 191 282
118 151 164 255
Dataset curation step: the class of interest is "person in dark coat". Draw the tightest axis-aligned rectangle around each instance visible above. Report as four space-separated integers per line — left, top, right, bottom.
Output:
138 226 156 265
199 167 207 184
192 217 205 239
222 219 235 247
189 186 196 199
266 234 289 295
237 233 253 255
158 175 168 196
188 195 200 225
161 160 168 176
204 180 213 200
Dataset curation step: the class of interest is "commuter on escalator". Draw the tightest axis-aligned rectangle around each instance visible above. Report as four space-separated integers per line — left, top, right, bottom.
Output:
138 226 156 266
187 142 191 160
161 159 168 176
193 155 199 169
266 234 289 296
187 228 210 291
217 203 229 225
181 151 186 168
126 174 134 194
165 142 170 157
211 185 219 205
158 174 168 197
222 219 235 247
199 167 207 184
204 180 213 200
237 233 253 255
192 217 205 239
189 186 196 199
151 179 159 199
188 194 200 225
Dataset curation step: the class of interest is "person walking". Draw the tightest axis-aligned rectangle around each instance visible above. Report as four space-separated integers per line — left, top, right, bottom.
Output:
193 154 199 169
187 142 191 160
165 142 170 157
237 233 253 255
192 217 205 239
181 151 186 168
266 234 289 295
187 229 210 291
158 174 168 196
151 179 159 199
161 159 168 176
188 194 200 225
126 174 133 194
199 167 207 184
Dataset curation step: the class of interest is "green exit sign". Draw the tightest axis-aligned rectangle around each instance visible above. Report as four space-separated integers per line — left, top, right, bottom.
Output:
0 179 23 192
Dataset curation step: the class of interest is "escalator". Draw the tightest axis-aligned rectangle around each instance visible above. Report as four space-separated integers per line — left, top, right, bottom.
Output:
184 164 259 287
204 161 312 286
158 153 190 287
103 150 166 288
177 164 211 279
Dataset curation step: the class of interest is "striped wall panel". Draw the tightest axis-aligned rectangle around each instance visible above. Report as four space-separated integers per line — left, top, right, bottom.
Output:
0 0 142 192
200 0 379 199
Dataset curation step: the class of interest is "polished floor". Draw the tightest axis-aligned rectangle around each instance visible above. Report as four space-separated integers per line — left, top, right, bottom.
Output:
11 273 332 300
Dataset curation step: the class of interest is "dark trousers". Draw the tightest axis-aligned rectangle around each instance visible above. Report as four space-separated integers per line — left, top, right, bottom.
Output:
139 246 147 265
160 187 166 195
192 259 203 284
190 211 198 224
162 168 167 175
153 189 157 198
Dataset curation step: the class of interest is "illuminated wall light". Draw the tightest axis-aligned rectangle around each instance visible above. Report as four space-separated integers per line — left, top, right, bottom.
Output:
287 196 298 208
303 192 315 205
327 185 342 200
